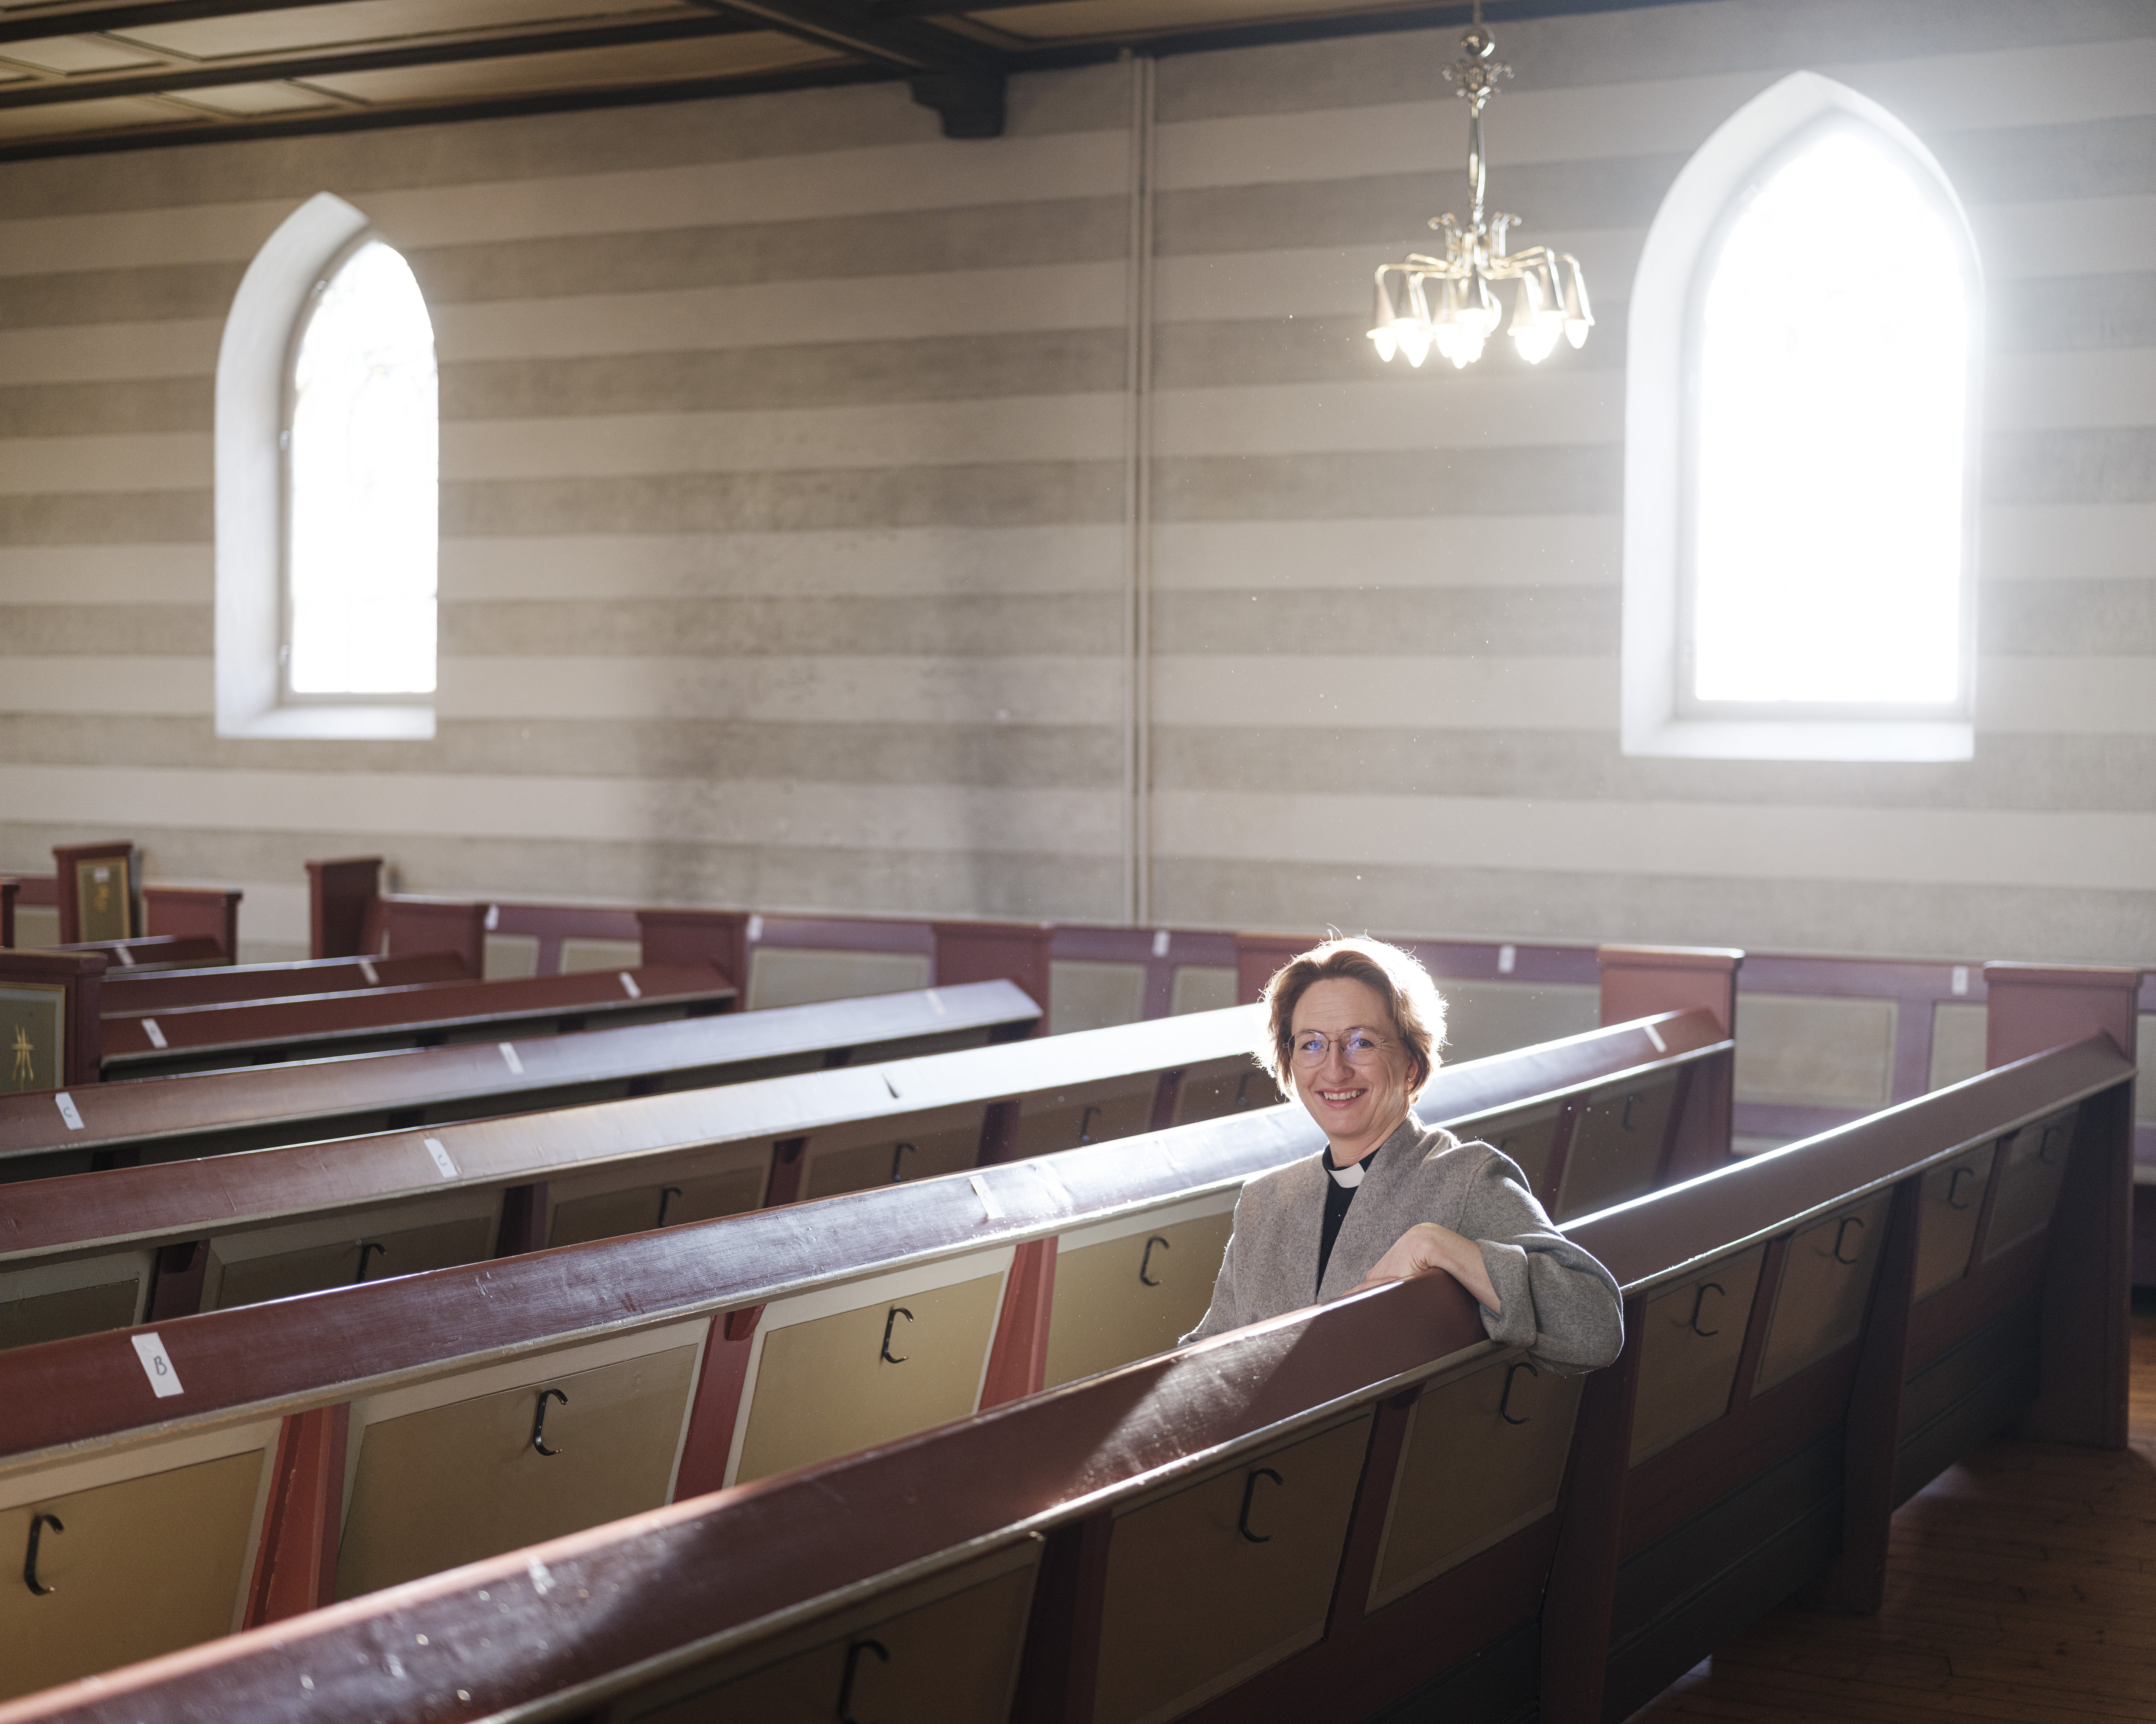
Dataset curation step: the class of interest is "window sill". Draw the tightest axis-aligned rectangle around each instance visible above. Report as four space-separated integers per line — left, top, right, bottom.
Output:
1622 718 1972 762
223 705 436 741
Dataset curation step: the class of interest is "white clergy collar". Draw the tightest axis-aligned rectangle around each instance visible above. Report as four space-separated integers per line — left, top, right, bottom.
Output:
1324 1153 1368 1189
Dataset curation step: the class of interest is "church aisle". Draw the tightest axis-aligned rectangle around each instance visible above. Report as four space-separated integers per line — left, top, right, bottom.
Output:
1627 1301 2156 1724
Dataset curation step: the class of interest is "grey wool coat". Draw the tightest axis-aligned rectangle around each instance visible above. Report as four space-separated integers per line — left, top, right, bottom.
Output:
1183 1113 1624 1373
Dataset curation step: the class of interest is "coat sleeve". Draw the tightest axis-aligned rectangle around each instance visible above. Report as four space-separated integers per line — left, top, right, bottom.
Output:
1456 1146 1624 1374
1181 1200 1249 1345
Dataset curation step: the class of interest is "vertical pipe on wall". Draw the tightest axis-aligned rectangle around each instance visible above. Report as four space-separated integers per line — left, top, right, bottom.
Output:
1122 49 1158 926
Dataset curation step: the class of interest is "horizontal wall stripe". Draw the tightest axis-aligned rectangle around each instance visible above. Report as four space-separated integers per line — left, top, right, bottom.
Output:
444 396 1124 482
442 462 1125 536
0 66 1130 224
1149 3 2153 120
438 595 1120 658
1151 374 1622 458
0 260 244 333
1153 447 1621 520
0 319 220 386
436 655 1121 726
1151 726 2156 813
0 544 211 605
441 331 1127 419
1154 517 1620 591
1934 113 2156 207
1151 790 2156 893
0 715 1123 789
0 603 208 655
0 490 207 544
1975 196 2156 282
1150 655 1616 730
410 196 1128 307
1981 579 2156 655
1153 313 1621 392
1152 588 1615 657
0 656 207 713
0 763 1128 858
1978 658 2156 733
0 376 211 439
443 527 1125 601
1986 427 2156 504
1985 347 2156 426
0 431 207 494
1992 271 2156 354
1148 854 2154 970
431 263 1130 363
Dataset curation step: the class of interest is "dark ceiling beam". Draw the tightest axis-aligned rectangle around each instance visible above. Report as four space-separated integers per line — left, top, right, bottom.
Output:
0 13 764 110
0 0 421 49
696 0 1008 135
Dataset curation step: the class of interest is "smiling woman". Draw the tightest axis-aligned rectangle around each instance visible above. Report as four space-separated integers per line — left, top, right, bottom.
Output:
1183 936 1622 1374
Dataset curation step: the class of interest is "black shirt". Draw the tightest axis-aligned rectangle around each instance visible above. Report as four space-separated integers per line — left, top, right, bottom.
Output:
1316 1141 1382 1295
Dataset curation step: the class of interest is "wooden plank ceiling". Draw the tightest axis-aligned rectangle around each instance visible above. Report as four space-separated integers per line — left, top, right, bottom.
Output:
0 0 1663 157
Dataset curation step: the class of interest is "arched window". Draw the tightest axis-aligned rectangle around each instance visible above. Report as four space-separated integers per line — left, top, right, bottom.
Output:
1621 74 1982 761
215 193 437 739
285 238 438 698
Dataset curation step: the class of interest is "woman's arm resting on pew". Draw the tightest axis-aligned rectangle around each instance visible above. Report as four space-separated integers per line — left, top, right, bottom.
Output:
1353 1148 1624 1374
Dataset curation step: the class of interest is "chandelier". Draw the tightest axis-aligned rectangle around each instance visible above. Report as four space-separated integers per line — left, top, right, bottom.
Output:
1367 9 1593 369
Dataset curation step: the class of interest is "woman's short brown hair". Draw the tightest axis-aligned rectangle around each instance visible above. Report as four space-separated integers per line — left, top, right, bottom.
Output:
1254 934 1448 1094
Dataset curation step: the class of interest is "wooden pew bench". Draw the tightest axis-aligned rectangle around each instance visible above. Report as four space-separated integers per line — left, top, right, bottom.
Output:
0 997 1307 1346
100 951 470 1014
0 992 2122 1724
0 1010 1729 1707
92 962 741 1080
0 979 1040 1185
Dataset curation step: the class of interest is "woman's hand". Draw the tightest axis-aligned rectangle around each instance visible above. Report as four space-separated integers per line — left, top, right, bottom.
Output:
1350 1222 1502 1314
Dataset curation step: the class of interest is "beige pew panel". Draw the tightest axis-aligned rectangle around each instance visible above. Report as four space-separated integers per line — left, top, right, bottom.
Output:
1171 1056 1280 1128
545 1139 773 1248
1755 1192 1893 1394
1913 1139 1998 1300
1043 1193 1238 1390
1013 1070 1162 1159
204 1190 504 1310
724 1250 1014 1489
1555 1070 1682 1220
1627 1246 1767 1466
0 1250 151 1352
0 1421 278 1702
336 1319 704 1602
799 1102 989 1201
1982 1105 2078 1264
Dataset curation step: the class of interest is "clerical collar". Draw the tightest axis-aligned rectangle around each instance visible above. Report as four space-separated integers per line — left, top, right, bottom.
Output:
1324 1144 1377 1189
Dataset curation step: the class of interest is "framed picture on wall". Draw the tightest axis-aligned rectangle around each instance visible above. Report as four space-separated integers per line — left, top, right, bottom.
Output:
72 855 132 943
0 983 66 1095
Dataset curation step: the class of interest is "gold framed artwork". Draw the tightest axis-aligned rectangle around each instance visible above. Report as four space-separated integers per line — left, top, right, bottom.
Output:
73 856 132 943
0 984 66 1096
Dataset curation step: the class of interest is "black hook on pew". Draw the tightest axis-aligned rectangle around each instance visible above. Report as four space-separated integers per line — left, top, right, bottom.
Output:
656 1186 683 1227
1833 1214 1865 1264
1078 1105 1103 1144
1687 1282 1723 1338
881 1307 913 1364
1947 1165 1976 1210
2037 1125 2066 1166
889 1142 915 1183
354 1241 388 1284
1235 1072 1256 1110
532 1388 568 1457
1621 1093 1641 1131
23 1512 61 1596
1238 1467 1283 1543
838 1638 889 1724
1499 1359 1538 1424
1139 1235 1169 1287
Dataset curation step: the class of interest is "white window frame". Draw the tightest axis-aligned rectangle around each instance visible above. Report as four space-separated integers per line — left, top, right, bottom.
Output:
215 192 436 740
1620 72 1983 762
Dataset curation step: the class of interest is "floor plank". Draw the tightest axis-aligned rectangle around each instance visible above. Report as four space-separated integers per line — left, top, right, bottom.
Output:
1625 1301 2156 1724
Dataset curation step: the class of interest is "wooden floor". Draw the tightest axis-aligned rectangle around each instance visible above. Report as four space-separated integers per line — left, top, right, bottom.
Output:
1627 1298 2156 1724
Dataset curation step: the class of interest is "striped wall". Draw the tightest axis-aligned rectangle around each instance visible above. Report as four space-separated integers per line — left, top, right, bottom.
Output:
1 0 2152 969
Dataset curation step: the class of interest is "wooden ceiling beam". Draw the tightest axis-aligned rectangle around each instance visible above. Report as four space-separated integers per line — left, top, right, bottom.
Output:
0 12 767 110
695 0 1009 135
0 0 416 50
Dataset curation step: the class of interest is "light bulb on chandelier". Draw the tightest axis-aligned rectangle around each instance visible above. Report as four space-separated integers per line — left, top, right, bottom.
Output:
1364 4 1592 372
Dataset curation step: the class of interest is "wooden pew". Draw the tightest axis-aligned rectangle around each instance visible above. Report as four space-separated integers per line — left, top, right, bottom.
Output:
0 980 1039 1186
101 951 470 1014
6 849 240 961
47 935 227 973
91 962 739 1080
0 977 2120 1724
0 994 1295 1343
0 1006 1727 1706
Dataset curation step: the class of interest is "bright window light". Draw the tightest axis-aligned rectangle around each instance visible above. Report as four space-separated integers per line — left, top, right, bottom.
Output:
287 238 437 696
1690 126 1971 708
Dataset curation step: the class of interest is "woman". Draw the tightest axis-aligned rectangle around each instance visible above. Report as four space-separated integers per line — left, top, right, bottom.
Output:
1183 934 1622 1373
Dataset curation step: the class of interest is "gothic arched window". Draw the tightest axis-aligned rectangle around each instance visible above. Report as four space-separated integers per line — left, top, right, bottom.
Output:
1621 74 1982 760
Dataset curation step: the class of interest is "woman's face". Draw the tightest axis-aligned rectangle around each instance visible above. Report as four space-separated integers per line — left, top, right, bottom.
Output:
1287 975 1413 1164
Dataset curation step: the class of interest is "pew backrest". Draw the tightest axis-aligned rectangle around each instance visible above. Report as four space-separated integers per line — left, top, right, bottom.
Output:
100 951 469 1014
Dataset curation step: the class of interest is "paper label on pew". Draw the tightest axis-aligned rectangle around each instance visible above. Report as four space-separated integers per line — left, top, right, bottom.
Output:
1644 1022 1667 1053
423 1138 459 1180
499 1042 524 1075
618 972 641 999
53 1091 84 1131
131 1332 183 1398
113 943 135 967
359 958 379 986
969 1174 1005 1221
141 1017 167 1050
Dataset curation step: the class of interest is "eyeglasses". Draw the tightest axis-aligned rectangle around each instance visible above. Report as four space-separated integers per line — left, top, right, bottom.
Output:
1289 1029 1393 1068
